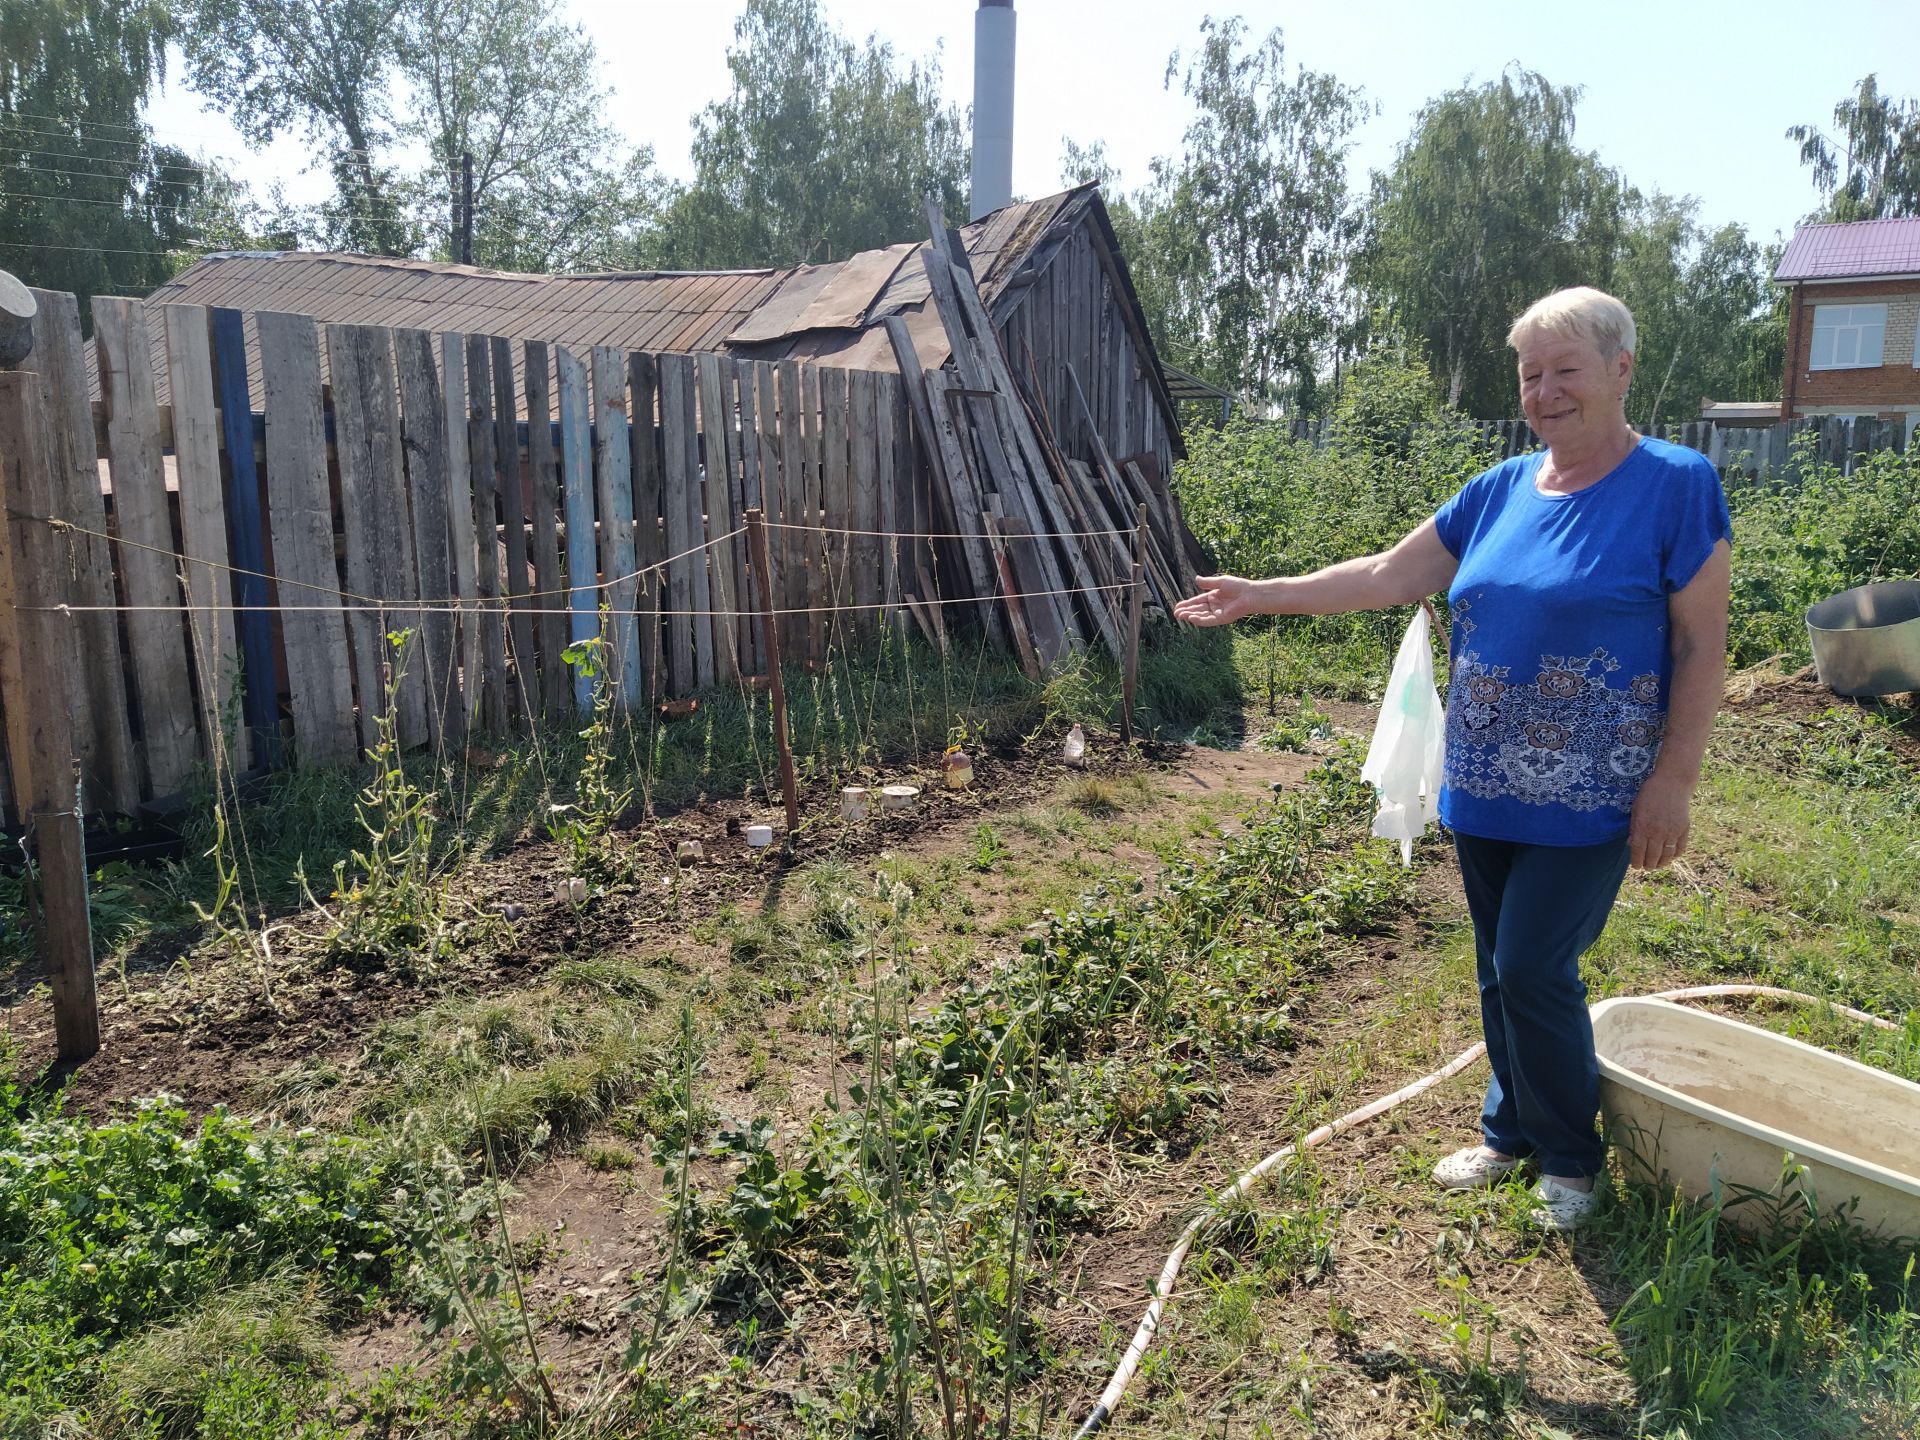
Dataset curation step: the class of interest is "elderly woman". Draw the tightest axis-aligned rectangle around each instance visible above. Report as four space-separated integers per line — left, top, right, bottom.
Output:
1175 287 1731 1230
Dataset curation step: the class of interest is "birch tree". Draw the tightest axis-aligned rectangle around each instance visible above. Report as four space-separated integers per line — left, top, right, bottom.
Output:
1789 75 1920 222
1121 18 1364 415
1356 67 1623 417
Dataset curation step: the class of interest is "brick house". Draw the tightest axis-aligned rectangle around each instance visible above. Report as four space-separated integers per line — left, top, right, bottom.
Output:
1775 217 1920 425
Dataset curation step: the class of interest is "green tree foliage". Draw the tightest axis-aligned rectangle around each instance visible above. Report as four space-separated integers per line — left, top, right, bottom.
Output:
1788 74 1920 221
1327 337 1455 456
401 0 670 271
1613 194 1779 421
0 0 238 304
1096 18 1363 416
175 0 416 254
653 0 968 269
1356 67 1625 417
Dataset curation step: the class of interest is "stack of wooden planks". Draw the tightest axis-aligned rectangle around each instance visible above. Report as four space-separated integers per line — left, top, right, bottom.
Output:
892 199 1198 678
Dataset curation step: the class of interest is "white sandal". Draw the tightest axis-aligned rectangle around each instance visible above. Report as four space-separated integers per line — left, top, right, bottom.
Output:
1432 1145 1521 1190
1529 1177 1600 1231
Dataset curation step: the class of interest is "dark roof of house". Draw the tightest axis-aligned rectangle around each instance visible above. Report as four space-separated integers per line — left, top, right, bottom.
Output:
1774 218 1920 282
116 186 1173 433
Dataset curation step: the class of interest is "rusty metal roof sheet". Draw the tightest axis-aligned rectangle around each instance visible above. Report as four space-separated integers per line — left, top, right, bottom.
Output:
94 185 1170 438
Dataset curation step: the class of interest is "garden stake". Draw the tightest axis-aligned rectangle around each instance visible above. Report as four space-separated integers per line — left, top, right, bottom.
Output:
0 370 97 1060
1121 502 1145 743
745 508 800 838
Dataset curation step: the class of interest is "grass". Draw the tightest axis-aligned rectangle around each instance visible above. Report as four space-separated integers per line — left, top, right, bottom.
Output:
93 1278 335 1438
8 682 1919 1436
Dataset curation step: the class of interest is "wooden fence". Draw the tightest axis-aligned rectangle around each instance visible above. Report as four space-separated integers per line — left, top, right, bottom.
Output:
1288 413 1915 475
0 291 973 823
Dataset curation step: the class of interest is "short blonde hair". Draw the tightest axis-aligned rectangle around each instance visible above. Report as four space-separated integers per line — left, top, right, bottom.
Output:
1507 286 1637 359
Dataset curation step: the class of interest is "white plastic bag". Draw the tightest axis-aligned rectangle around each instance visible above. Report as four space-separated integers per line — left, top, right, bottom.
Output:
1359 607 1445 865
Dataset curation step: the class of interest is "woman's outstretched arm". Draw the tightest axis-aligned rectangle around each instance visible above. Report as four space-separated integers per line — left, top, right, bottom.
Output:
1175 517 1460 626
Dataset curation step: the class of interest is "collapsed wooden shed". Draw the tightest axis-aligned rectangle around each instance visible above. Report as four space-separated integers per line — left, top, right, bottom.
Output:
138 185 1204 666
1 187 1210 825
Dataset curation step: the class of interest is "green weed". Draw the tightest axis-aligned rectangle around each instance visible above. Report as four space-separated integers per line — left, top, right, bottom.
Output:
325 634 450 973
1606 1172 1920 1434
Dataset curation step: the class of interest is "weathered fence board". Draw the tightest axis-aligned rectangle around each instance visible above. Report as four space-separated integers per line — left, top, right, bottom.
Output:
628 351 664 698
752 363 792 659
849 368 881 632
393 328 458 749
878 371 903 633
799 363 827 663
555 345 598 712
590 345 641 707
491 335 537 720
330 324 428 751
93 297 199 794
734 359 765 674
657 354 697 697
3 368 79 825
162 304 248 772
329 323 386 754
775 360 809 662
257 310 357 766
28 290 141 809
525 341 569 719
675 355 716 692
440 333 481 736
465 335 509 732
696 352 742 685
819 364 852 647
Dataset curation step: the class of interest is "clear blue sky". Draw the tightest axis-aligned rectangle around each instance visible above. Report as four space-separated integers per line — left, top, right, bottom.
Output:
141 0 1920 252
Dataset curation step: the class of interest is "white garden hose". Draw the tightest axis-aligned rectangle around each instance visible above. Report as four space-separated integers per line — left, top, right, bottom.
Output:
1070 984 1902 1437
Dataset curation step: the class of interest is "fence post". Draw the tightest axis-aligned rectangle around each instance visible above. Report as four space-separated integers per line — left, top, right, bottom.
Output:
745 508 800 841
0 371 98 1061
1121 503 1145 745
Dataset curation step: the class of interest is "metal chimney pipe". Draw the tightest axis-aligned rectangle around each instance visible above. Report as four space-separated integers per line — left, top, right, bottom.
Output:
970 0 1015 220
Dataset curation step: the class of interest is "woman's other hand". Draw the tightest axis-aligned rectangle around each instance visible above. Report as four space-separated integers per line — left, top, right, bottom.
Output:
1628 770 1694 869
1175 575 1260 626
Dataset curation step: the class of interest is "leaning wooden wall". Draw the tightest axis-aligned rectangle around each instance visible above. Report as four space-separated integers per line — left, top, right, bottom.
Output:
0 291 934 821
995 224 1177 499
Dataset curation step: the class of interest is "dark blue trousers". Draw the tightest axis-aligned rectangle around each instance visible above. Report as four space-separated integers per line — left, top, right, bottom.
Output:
1453 832 1629 1179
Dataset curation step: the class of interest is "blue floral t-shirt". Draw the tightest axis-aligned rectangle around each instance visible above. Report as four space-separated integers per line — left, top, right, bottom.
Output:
1431 437 1731 846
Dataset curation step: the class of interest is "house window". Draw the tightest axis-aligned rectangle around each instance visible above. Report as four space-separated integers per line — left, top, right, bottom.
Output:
1809 303 1886 369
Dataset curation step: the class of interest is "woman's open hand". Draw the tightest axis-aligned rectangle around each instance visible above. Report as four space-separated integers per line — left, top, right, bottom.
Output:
1175 574 1260 627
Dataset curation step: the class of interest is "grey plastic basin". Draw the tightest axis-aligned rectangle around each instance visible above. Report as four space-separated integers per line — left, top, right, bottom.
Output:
1805 580 1920 697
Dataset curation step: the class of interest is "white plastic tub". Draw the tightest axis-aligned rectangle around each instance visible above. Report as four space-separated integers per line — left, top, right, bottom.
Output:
1592 997 1920 1240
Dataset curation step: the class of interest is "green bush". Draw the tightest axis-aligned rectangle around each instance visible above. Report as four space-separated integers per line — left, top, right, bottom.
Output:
1176 409 1920 688
1727 440 1920 667
1174 413 1494 696
0 1055 416 1422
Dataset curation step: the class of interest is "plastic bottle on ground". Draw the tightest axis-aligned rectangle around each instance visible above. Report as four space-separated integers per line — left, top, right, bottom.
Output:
1063 723 1087 768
